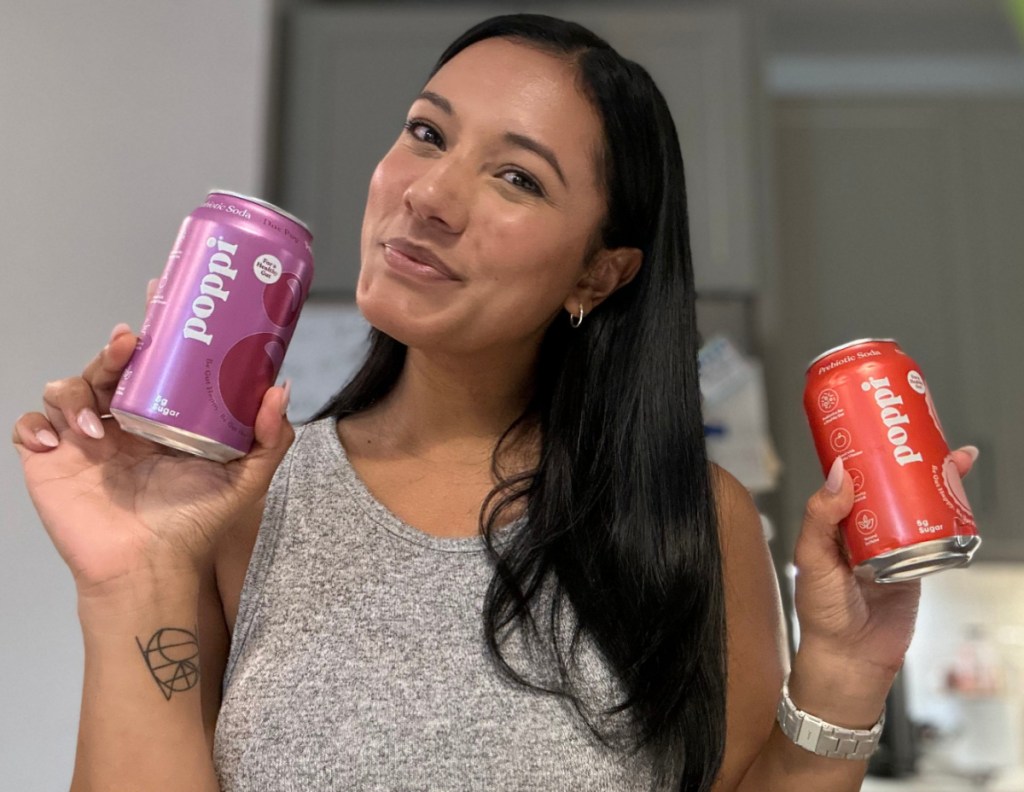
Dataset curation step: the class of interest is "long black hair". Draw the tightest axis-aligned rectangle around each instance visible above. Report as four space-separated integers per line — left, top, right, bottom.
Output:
314 14 725 791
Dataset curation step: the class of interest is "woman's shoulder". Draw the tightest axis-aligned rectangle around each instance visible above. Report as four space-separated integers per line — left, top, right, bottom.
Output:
707 463 785 663
708 462 781 618
709 464 763 547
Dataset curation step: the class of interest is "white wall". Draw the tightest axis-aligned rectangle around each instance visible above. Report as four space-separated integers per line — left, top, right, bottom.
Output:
0 2 273 787
906 564 1024 776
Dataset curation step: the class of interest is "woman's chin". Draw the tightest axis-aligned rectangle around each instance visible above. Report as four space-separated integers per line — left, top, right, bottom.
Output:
356 292 446 350
355 281 403 335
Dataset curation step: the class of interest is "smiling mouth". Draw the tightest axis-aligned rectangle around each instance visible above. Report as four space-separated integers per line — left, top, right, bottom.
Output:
381 240 460 281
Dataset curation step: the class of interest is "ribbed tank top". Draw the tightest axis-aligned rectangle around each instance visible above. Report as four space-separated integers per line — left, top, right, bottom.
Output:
213 418 655 791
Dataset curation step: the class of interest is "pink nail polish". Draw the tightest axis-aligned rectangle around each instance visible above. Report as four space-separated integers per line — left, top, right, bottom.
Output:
36 429 60 448
825 455 845 494
960 445 980 463
109 322 132 343
76 409 105 440
280 379 292 416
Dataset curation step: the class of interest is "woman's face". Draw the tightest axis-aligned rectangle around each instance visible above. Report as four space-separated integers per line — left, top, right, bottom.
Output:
356 37 609 356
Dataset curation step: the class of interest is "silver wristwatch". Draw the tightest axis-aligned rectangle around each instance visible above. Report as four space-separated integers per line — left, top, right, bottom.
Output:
776 676 886 761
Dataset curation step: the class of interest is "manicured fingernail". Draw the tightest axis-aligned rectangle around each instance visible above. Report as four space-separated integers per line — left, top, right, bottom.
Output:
76 409 105 439
280 379 292 416
825 455 845 494
109 322 132 343
36 429 60 448
960 445 980 463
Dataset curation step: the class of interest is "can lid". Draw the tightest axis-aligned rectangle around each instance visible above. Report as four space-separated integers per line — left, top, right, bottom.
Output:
207 189 312 235
806 338 898 372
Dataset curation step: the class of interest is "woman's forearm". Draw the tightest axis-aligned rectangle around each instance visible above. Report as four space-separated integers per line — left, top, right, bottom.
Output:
735 724 870 791
734 644 893 792
71 574 219 792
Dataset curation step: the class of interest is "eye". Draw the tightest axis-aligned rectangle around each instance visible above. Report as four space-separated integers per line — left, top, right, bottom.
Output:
500 169 544 197
403 119 445 150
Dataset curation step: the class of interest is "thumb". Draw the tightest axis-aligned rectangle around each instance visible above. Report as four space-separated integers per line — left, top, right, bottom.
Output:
795 456 856 572
950 445 979 479
231 382 295 494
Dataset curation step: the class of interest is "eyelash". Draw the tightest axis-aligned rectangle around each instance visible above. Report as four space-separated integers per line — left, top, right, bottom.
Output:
499 169 543 196
403 119 445 149
402 119 546 198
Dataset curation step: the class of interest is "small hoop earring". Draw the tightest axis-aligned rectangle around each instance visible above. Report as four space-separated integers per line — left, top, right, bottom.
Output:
570 304 585 329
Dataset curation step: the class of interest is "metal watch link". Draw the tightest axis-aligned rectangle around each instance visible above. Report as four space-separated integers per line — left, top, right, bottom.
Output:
776 676 886 761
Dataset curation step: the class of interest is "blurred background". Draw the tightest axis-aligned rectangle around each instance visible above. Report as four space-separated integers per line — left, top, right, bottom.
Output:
2 1 1022 789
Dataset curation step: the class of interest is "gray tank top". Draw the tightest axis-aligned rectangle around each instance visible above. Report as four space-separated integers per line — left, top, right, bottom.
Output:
213 418 656 791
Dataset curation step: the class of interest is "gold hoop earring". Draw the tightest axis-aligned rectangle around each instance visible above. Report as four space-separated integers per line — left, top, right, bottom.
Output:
570 304 585 329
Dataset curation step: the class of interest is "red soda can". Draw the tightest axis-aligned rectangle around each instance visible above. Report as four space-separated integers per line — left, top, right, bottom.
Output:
110 190 314 462
804 338 980 582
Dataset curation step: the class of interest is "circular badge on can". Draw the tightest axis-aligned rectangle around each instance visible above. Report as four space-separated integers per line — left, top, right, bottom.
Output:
907 370 927 395
254 254 282 285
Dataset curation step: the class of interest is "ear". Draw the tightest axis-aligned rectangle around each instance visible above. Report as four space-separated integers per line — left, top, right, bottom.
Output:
563 246 643 317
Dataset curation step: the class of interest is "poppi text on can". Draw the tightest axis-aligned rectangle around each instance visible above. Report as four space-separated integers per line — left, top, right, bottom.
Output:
110 190 314 462
804 339 980 582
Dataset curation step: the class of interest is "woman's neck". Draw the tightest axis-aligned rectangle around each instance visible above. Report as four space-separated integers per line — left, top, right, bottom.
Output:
342 343 539 467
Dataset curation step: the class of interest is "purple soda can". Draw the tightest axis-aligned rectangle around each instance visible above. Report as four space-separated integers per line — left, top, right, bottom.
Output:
110 190 314 462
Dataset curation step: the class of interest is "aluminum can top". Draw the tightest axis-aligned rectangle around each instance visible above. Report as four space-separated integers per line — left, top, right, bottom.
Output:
806 337 898 372
205 189 313 236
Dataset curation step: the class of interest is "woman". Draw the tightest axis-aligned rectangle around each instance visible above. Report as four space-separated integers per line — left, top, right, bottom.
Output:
14 14 975 792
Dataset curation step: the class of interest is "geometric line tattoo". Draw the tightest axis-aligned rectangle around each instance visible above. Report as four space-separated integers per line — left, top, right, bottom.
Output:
135 627 200 701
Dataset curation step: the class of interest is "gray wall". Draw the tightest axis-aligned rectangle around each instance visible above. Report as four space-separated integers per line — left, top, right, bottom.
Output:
0 3 272 787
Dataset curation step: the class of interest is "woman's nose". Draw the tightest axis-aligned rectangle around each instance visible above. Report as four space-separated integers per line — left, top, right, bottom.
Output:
403 158 470 234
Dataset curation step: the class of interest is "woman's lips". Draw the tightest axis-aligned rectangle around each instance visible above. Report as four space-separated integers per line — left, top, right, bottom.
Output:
382 239 460 281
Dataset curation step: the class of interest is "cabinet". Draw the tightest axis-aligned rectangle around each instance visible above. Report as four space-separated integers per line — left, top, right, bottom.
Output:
766 99 1024 561
276 3 763 295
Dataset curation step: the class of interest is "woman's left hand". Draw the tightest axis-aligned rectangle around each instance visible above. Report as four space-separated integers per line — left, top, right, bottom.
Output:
792 446 978 683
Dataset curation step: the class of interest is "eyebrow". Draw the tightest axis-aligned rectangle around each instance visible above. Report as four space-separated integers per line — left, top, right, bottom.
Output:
504 132 567 188
414 90 568 188
417 90 453 116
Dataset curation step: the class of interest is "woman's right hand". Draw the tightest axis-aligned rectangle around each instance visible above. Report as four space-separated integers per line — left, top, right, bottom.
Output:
12 322 294 602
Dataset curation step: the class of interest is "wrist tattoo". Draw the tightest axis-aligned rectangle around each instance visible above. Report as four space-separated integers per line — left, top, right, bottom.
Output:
136 627 201 700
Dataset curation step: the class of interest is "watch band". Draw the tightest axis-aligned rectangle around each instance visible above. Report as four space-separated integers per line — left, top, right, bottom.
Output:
776 676 886 761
